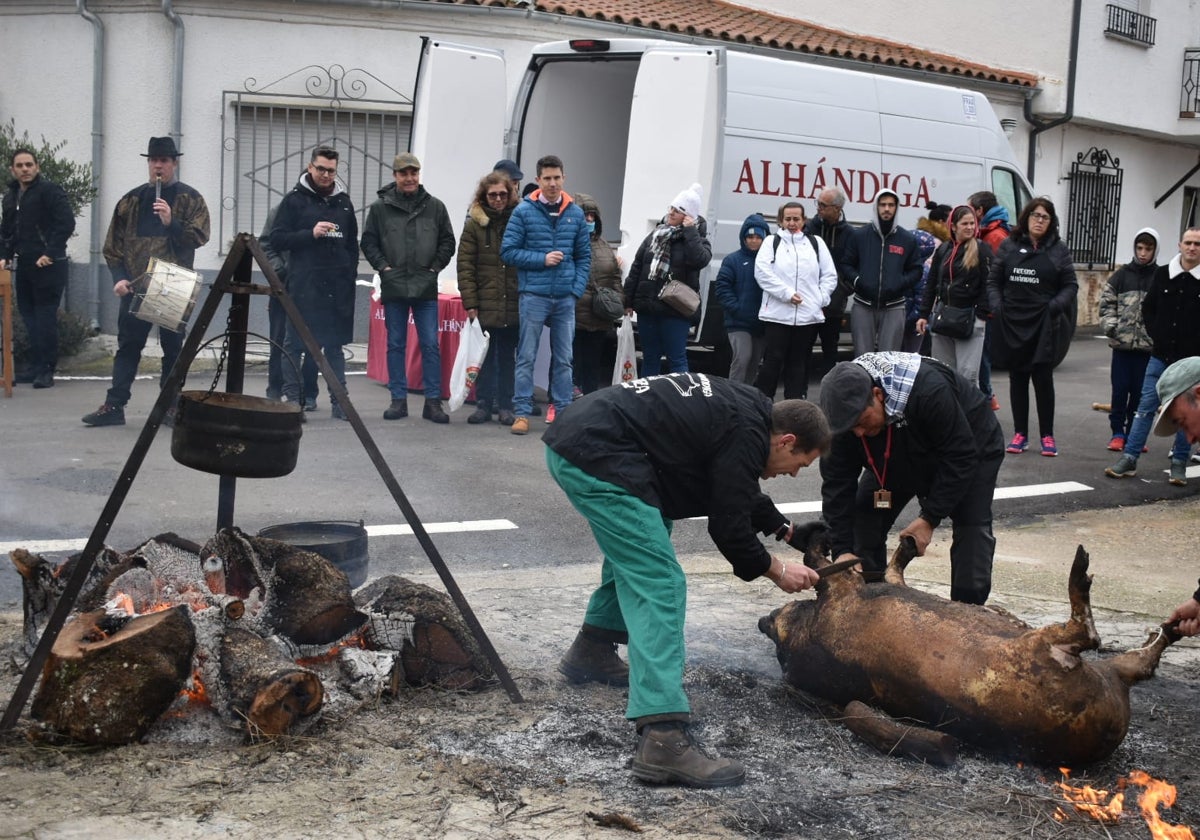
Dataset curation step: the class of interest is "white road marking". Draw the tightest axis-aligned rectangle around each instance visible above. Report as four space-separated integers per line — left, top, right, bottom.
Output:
0 519 518 556
771 481 1095 517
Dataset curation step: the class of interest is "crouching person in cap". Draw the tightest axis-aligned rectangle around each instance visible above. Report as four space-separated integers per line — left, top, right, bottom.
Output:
545 373 830 787
818 352 1004 604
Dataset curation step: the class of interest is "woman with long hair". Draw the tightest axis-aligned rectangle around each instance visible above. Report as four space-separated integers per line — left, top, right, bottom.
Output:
987 198 1078 456
457 171 520 425
917 205 993 386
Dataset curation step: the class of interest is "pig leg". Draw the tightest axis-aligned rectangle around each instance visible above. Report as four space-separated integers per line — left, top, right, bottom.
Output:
1101 625 1174 686
884 536 918 587
1019 546 1102 669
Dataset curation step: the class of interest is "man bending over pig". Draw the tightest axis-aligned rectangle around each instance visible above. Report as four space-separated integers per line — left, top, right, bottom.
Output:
818 352 1004 604
543 373 830 788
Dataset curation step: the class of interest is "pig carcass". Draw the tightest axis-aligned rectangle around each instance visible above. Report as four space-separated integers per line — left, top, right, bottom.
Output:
758 539 1177 765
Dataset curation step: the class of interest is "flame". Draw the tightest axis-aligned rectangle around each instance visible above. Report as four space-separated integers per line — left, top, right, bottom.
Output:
1053 768 1195 839
179 668 210 707
295 629 370 666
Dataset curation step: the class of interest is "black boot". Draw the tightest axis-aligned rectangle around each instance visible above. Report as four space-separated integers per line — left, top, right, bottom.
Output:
423 398 449 424
467 400 491 424
32 370 54 389
383 399 407 420
632 721 745 788
558 625 629 686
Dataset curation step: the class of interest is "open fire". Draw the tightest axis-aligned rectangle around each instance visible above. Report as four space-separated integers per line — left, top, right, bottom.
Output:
1054 768 1196 838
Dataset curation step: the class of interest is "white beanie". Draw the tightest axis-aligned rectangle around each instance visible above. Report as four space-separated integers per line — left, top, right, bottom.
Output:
670 182 703 220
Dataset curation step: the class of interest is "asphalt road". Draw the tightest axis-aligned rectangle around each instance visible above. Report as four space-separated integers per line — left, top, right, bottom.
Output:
1 329 1196 611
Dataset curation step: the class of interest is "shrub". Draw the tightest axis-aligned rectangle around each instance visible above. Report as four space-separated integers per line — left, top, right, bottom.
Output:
0 120 97 216
10 309 96 364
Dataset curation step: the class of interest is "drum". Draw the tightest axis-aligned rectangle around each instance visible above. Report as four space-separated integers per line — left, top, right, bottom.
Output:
130 258 201 332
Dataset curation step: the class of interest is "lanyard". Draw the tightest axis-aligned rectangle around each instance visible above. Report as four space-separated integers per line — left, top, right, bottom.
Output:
862 425 892 489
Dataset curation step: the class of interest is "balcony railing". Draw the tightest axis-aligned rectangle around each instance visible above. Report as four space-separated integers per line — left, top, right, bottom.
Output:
1183 50 1200 117
1105 4 1156 47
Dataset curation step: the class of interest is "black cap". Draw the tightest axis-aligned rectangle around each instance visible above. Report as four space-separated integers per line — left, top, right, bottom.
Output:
493 159 523 181
819 362 875 435
142 136 182 158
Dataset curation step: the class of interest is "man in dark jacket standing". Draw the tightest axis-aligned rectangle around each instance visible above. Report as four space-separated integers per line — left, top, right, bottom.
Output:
545 373 828 787
83 137 210 426
361 153 455 423
501 154 590 435
0 148 75 389
818 352 1003 605
805 187 855 373
840 188 923 357
713 212 768 384
1105 227 1200 484
269 146 359 422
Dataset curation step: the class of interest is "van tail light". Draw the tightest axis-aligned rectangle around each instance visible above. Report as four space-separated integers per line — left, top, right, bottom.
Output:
569 39 610 52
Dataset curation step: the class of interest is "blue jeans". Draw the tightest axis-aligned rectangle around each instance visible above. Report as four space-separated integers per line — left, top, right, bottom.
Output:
1124 355 1191 462
637 312 690 376
514 293 575 416
477 324 518 410
1109 348 1150 438
384 298 440 399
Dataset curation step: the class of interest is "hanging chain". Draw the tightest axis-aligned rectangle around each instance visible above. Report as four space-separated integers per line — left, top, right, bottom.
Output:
201 308 235 401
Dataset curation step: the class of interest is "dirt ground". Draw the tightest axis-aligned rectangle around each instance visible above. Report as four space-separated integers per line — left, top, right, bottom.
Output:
2 502 1199 839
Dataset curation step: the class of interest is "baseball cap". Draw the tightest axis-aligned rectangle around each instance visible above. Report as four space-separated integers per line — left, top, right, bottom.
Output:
819 362 875 435
1152 356 1200 436
393 152 421 171
493 159 524 181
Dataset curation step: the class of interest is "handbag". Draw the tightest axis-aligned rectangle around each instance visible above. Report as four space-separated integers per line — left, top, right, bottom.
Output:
657 278 700 318
591 285 625 321
447 317 490 412
612 315 638 385
930 301 976 340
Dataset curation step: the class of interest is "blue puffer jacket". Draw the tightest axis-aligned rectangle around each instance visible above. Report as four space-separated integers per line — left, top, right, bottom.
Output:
500 190 591 299
714 214 769 334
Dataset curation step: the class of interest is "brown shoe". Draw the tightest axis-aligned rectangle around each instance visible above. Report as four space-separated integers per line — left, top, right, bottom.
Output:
558 630 629 686
510 416 530 435
632 723 745 788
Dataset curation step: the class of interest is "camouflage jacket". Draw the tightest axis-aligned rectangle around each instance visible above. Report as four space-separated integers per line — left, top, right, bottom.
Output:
1098 260 1155 352
102 179 210 282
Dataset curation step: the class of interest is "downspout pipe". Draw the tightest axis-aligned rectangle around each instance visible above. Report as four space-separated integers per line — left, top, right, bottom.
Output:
1024 0 1081 188
162 0 185 146
77 0 105 329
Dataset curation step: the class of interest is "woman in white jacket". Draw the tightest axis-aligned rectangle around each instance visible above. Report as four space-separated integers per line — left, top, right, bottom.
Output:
754 201 838 399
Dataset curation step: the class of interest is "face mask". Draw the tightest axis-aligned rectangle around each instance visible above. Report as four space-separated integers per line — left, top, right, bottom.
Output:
586 221 596 234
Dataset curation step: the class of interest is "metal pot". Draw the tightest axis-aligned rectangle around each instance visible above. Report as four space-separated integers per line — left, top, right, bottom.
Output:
171 390 303 478
257 521 369 588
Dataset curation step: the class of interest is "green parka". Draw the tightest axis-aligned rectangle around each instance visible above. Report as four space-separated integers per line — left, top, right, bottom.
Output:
456 201 519 329
360 183 455 301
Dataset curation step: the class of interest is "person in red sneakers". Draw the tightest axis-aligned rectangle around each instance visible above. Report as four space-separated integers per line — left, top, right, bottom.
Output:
1098 228 1158 452
986 198 1077 456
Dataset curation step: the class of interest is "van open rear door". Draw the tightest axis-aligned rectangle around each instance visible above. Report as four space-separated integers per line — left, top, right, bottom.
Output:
619 46 722 255
410 38 507 290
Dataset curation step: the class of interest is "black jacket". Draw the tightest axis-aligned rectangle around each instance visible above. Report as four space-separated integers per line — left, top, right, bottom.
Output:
804 215 855 313
820 359 1003 559
1142 255 1200 364
1 174 75 262
919 238 994 321
986 233 1077 370
624 218 712 320
840 219 923 307
543 374 789 580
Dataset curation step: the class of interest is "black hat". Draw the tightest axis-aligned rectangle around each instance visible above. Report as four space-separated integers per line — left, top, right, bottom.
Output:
141 136 182 158
819 362 875 435
493 159 523 181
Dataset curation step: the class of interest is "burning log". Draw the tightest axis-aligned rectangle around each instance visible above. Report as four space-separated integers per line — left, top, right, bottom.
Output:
356 575 495 691
219 626 323 737
759 539 1176 765
31 606 196 745
203 529 366 645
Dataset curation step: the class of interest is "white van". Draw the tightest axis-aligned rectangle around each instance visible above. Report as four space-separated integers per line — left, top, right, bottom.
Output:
409 36 1033 359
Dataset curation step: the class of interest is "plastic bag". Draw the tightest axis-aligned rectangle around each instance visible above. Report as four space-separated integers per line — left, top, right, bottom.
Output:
448 317 490 412
612 315 637 386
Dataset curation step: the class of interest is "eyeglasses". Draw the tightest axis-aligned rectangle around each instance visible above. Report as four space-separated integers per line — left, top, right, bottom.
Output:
1029 212 1052 222
486 191 509 199
310 164 337 176
816 201 835 209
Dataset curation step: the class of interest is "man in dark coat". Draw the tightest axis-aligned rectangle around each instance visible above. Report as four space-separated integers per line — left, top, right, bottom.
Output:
268 146 359 422
545 373 829 788
818 352 1003 605
361 152 456 423
840 188 923 356
0 148 76 388
83 136 210 426
805 186 855 373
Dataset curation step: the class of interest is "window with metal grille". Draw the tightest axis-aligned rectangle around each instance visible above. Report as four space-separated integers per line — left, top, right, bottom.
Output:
1104 3 1156 47
1066 148 1124 269
219 65 411 254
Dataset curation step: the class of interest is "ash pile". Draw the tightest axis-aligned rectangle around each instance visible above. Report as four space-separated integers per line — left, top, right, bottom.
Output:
9 528 494 745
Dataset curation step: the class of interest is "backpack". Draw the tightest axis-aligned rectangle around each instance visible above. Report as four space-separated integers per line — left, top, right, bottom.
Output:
771 231 822 263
